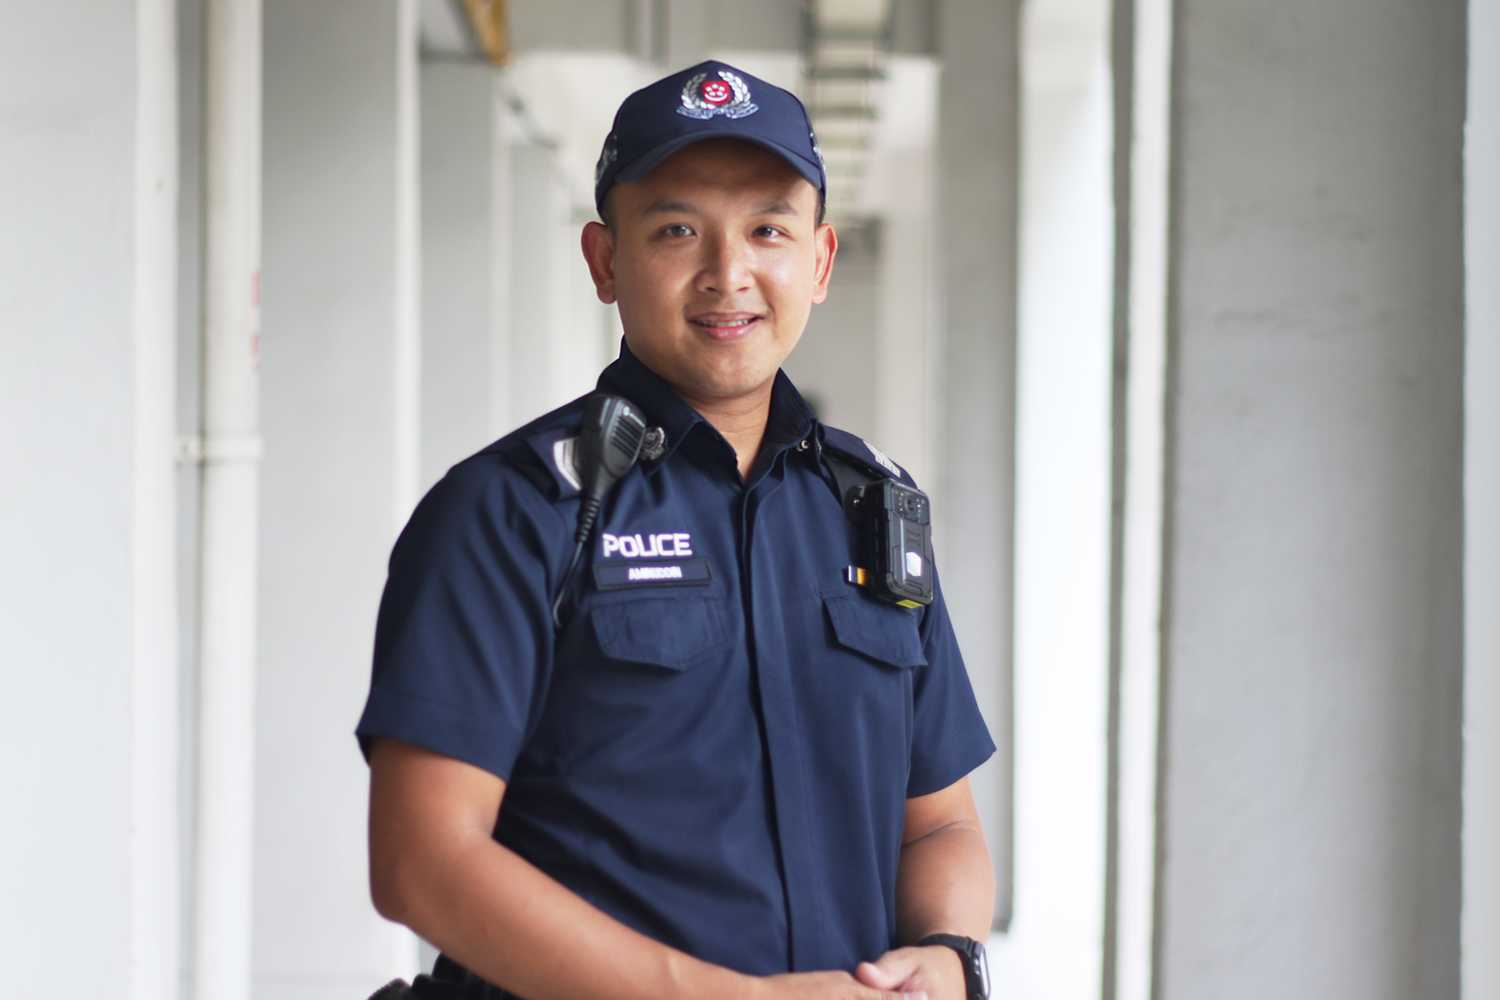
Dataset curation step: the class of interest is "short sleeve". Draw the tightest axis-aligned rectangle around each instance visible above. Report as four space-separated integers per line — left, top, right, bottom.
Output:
906 561 996 798
354 455 568 781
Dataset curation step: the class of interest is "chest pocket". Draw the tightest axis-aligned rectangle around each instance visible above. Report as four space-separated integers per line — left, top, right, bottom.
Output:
822 592 928 670
590 594 728 670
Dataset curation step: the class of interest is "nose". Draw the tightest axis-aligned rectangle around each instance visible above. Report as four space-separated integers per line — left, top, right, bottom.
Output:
695 231 752 295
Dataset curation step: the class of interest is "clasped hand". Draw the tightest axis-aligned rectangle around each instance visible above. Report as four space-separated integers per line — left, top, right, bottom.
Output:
756 945 964 1000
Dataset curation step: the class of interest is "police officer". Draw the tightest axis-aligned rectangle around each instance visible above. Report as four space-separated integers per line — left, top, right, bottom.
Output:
357 61 995 1000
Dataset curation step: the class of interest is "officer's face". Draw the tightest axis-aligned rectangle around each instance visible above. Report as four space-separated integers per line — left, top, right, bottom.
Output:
581 139 837 408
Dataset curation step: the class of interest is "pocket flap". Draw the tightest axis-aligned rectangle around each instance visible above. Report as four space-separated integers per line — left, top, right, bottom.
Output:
822 593 928 669
590 596 725 670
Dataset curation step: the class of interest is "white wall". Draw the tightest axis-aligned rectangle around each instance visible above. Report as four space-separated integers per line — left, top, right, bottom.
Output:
508 143 590 423
551 202 615 406
1158 2 1466 997
494 55 656 420
1463 3 1499 998
420 61 513 487
0 5 174 997
501 54 657 235
257 2 421 996
784 235 880 440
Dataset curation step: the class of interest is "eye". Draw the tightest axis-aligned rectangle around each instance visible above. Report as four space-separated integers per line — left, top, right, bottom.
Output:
660 223 695 238
754 225 787 239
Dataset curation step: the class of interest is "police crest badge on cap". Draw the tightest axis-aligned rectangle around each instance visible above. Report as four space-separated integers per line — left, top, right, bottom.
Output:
677 69 759 120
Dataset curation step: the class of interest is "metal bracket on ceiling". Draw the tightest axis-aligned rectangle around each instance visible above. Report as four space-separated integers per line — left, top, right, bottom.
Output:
462 0 511 67
803 0 895 227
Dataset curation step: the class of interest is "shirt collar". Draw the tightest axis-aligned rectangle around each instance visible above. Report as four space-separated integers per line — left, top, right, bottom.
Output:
595 339 817 471
762 369 817 454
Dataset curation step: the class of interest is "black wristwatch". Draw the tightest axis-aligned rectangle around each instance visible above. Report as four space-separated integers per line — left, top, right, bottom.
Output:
917 933 990 1000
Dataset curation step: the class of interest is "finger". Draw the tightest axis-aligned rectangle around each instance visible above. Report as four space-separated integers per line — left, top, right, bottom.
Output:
854 951 922 990
854 961 903 990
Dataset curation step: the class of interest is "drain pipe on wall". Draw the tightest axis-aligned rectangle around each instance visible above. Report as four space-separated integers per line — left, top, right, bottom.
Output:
193 2 262 999
132 1 182 998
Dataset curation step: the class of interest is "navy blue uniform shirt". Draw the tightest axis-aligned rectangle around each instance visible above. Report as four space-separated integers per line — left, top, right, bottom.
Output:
356 343 994 996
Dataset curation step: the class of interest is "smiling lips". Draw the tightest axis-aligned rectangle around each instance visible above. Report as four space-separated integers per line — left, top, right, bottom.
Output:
689 312 764 340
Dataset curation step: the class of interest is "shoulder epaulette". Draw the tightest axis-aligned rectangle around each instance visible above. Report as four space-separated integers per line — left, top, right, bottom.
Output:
510 427 585 501
818 425 917 488
491 439 559 499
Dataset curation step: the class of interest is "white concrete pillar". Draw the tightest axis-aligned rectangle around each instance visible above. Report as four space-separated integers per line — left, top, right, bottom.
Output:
935 0 1021 928
0 6 179 997
1157 3 1466 998
1463 4 1499 999
1002 2 1115 997
1112 0 1172 998
873 147 937 486
420 61 514 486
258 1 421 996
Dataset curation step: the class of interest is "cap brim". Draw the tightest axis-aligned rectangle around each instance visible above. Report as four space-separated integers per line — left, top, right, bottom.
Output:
616 131 824 197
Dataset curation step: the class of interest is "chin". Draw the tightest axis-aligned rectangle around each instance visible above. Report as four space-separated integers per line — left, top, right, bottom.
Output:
710 360 780 395
675 364 770 403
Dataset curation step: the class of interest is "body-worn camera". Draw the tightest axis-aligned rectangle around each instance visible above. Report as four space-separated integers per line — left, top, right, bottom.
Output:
846 478 934 608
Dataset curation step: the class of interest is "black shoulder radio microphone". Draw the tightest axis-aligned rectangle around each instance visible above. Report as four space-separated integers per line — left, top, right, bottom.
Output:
551 393 648 629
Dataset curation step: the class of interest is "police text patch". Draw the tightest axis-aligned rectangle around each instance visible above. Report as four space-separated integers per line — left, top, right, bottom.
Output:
601 531 694 559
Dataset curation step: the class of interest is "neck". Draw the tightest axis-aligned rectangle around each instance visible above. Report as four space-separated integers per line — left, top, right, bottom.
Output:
678 381 774 481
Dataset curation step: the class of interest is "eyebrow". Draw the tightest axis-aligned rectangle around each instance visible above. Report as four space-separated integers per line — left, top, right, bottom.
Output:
638 197 801 217
755 199 797 215
640 198 698 216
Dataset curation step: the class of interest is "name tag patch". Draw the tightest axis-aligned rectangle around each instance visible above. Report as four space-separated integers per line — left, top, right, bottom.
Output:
594 558 712 590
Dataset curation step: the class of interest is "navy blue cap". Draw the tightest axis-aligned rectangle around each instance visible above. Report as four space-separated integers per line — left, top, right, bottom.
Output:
594 60 827 219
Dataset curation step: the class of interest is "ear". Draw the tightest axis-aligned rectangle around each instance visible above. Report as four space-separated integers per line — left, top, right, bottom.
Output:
810 222 838 305
580 221 617 304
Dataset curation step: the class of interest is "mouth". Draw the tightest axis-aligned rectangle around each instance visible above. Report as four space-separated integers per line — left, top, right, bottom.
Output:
688 311 764 341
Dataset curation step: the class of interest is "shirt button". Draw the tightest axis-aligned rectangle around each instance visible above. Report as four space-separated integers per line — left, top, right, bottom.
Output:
797 439 811 452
